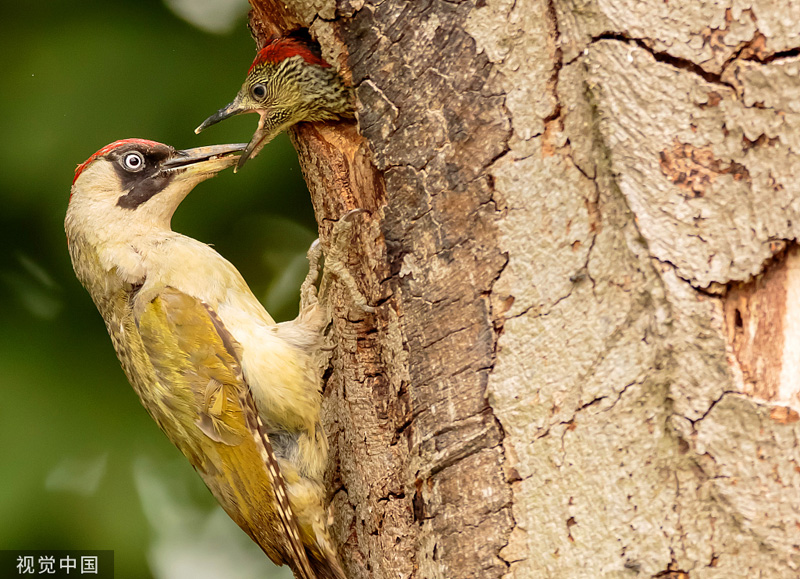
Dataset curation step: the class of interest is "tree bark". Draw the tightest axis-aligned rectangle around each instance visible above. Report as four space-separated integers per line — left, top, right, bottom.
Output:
249 1 800 577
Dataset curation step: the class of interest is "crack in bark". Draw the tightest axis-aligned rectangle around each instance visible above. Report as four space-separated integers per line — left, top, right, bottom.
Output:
541 0 564 127
652 236 797 295
592 32 737 90
690 390 736 426
757 47 800 63
570 31 725 95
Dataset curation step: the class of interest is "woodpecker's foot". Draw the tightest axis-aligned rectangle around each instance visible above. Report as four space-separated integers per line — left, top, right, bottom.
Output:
300 239 323 311
325 209 375 314
290 238 332 342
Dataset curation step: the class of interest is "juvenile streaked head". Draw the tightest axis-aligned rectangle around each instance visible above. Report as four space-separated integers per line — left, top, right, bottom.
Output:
195 36 353 170
66 139 245 237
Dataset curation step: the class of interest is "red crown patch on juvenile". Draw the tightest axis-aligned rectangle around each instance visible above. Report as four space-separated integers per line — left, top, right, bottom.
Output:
73 138 163 185
248 37 330 73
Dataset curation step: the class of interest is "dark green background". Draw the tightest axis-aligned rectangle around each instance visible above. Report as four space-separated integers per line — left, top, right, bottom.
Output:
1 1 313 577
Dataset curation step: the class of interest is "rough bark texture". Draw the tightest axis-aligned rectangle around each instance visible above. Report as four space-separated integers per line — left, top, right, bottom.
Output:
249 1 800 578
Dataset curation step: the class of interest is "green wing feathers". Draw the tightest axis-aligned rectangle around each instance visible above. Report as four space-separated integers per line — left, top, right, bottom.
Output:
138 289 245 446
135 287 315 578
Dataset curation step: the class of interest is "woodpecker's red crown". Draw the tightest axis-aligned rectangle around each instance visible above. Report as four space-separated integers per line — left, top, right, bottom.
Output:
73 138 163 185
248 37 330 73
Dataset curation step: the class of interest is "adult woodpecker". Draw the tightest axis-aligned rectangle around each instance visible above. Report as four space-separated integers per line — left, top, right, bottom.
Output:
195 35 353 170
65 139 346 579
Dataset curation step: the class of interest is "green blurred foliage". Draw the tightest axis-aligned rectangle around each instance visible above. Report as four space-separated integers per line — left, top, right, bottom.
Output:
0 1 315 577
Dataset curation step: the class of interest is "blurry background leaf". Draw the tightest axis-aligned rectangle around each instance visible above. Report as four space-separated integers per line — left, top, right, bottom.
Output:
1 253 63 320
164 0 251 35
134 456 291 579
45 454 108 497
0 1 315 577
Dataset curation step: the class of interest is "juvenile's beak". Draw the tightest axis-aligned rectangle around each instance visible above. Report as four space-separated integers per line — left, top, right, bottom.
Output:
163 143 247 177
236 123 272 172
195 96 276 172
194 98 248 134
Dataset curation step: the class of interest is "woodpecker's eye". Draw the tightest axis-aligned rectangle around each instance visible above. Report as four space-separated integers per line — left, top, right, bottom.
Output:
251 83 267 100
122 152 145 172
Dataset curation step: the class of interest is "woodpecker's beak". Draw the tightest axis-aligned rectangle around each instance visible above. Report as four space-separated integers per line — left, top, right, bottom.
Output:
162 143 247 177
236 120 273 172
195 97 275 172
194 98 249 135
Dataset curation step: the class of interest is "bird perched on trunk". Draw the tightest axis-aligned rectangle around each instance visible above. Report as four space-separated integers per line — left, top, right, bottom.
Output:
65 138 346 579
195 34 353 170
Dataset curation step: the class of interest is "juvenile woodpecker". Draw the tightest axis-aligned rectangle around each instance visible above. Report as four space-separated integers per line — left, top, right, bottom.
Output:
65 139 346 579
195 35 353 170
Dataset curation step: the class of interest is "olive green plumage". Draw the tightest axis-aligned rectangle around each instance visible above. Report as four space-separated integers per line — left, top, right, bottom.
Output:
66 140 346 579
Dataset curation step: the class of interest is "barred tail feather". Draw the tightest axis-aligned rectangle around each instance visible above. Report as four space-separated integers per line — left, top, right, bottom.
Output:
240 389 316 579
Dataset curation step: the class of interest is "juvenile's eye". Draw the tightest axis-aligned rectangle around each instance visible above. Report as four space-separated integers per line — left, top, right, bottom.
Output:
122 152 145 172
251 83 267 100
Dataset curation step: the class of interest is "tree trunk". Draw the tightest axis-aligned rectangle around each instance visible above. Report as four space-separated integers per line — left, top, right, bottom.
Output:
249 1 800 577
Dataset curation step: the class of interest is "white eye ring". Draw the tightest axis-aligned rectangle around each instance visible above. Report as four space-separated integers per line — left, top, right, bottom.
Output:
123 151 145 171
251 83 267 99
